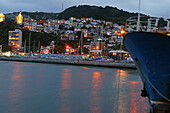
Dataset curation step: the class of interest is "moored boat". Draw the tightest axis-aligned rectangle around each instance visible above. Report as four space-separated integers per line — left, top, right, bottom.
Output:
124 32 170 112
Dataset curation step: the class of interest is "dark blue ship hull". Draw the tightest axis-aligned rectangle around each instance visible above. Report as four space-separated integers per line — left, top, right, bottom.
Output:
124 32 170 111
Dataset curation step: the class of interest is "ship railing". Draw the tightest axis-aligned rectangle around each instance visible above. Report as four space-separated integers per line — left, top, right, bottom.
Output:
163 18 170 33
125 16 159 33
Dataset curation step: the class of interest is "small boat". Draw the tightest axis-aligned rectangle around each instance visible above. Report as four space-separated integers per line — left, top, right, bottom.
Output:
124 32 170 112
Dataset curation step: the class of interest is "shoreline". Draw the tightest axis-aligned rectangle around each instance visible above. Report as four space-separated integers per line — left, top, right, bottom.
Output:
0 56 136 69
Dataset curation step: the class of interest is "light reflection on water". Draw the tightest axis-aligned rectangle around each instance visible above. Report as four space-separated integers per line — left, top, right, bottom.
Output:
89 72 102 113
59 68 71 113
0 61 150 113
8 64 23 113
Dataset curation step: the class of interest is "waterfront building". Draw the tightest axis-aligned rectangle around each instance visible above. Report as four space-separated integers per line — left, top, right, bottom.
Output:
89 50 102 58
109 50 129 60
0 13 5 22
90 37 105 50
8 29 22 52
16 12 23 24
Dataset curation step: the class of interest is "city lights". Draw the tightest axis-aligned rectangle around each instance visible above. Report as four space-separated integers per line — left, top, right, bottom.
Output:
17 12 23 24
0 13 5 22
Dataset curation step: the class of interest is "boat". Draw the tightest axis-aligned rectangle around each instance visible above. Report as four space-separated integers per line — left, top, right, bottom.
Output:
124 0 170 111
124 31 170 111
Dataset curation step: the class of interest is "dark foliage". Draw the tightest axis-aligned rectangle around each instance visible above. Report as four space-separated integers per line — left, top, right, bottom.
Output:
7 12 59 20
57 5 139 24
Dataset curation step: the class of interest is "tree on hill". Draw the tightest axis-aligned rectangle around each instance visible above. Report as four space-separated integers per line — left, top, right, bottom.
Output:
57 5 139 24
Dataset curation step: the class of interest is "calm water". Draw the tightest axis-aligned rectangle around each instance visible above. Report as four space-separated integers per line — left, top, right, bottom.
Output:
0 61 150 113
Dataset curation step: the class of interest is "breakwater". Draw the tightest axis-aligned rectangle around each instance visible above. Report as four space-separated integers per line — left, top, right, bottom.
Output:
0 56 136 69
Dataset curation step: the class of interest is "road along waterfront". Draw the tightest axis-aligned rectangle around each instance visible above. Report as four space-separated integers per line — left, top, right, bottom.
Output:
0 56 136 69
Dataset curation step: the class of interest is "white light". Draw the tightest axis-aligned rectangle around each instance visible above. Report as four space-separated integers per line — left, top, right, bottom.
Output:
3 51 11 57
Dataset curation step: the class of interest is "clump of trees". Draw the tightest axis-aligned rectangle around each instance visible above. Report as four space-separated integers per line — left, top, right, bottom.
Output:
57 5 138 24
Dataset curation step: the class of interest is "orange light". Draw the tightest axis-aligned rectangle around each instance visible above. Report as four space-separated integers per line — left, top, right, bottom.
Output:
130 81 139 84
66 45 69 48
0 13 5 23
66 49 69 52
17 12 23 24
121 30 125 34
96 46 99 49
117 33 121 36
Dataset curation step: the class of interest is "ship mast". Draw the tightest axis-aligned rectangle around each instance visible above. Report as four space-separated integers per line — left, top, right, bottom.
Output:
136 0 141 31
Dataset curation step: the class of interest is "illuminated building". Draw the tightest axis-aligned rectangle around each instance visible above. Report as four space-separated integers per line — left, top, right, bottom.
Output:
16 12 23 24
0 13 5 22
9 29 22 52
70 17 76 21
74 27 81 31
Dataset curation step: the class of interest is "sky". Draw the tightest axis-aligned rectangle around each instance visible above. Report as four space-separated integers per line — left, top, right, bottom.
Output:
0 0 170 18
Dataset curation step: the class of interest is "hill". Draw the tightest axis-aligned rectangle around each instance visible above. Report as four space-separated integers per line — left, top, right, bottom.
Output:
57 5 141 24
0 19 80 53
6 5 168 26
7 12 59 20
0 19 59 52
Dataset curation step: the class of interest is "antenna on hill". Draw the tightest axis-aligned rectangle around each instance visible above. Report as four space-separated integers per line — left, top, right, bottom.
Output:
62 2 64 11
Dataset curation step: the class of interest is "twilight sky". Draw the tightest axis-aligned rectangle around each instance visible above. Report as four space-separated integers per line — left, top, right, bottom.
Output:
0 0 169 18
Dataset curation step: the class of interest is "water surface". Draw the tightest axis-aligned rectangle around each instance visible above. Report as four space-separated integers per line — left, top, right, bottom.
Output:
0 61 150 113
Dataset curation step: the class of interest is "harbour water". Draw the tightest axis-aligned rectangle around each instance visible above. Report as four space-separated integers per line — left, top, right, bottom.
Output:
0 61 150 113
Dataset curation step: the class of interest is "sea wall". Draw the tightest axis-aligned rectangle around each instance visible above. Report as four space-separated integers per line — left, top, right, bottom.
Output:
0 56 136 69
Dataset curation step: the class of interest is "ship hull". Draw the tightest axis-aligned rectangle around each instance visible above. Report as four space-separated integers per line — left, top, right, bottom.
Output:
124 32 170 111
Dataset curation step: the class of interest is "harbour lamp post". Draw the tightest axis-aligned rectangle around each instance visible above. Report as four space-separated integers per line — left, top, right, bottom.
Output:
120 30 125 61
98 38 102 58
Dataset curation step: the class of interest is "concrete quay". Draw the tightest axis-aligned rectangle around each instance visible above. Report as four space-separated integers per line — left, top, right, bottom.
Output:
0 56 136 69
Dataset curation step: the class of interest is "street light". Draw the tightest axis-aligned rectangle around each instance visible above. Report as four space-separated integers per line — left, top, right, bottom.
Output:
98 38 102 58
119 30 125 61
66 45 70 54
96 46 99 49
66 45 69 49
